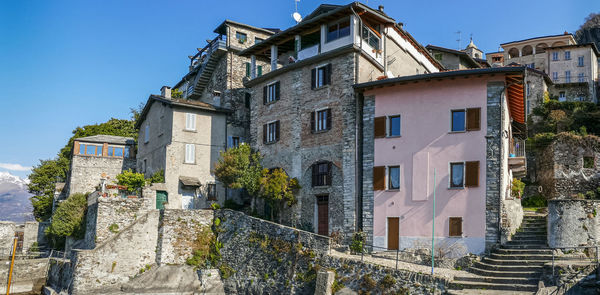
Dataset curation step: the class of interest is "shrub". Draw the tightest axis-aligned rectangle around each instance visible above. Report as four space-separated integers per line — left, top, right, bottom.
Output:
511 178 525 198
171 88 183 98
521 195 547 207
350 232 365 254
109 223 119 233
46 193 88 248
116 170 145 193
379 274 396 289
145 170 165 184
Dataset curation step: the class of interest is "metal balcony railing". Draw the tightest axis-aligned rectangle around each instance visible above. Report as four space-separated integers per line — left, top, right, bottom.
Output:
511 139 525 158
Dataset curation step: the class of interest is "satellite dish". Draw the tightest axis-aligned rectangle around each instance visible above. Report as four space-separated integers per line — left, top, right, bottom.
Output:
292 12 302 23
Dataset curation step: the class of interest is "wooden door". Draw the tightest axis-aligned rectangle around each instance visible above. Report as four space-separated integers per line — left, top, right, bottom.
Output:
388 217 399 250
156 191 168 209
317 195 329 236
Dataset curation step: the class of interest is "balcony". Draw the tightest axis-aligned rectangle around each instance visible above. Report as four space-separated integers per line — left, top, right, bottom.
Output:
186 37 227 99
509 139 526 178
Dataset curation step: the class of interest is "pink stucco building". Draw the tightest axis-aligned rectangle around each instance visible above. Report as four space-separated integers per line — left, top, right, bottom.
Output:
355 67 541 254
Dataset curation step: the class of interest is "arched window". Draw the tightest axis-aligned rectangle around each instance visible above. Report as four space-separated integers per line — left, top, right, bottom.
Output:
522 45 533 56
312 161 332 187
535 43 548 54
508 48 520 59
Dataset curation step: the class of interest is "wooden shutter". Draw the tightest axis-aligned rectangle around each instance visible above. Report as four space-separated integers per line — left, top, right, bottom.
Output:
311 68 316 89
449 217 463 237
326 162 332 185
275 81 280 100
374 116 386 138
464 161 479 187
325 63 332 85
312 164 318 187
373 166 385 190
275 121 280 141
263 124 267 143
263 86 267 104
310 111 315 133
257 66 263 76
245 62 250 77
466 108 481 131
326 109 332 130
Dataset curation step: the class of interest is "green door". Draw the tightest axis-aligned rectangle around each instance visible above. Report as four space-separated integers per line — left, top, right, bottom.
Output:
156 191 168 209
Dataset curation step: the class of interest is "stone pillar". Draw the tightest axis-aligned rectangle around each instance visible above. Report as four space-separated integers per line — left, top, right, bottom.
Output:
485 82 504 252
519 48 522 57
270 45 278 70
361 95 375 247
250 55 256 79
314 270 335 295
320 24 326 53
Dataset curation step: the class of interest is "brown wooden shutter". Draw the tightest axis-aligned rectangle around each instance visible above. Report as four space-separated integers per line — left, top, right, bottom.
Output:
263 86 267 104
263 124 267 143
310 111 315 133
326 162 332 185
464 161 479 187
312 164 318 187
449 217 463 236
374 116 386 138
325 63 332 85
373 166 385 190
275 81 280 100
466 108 481 131
73 141 80 155
311 68 316 89
326 109 332 130
275 121 280 141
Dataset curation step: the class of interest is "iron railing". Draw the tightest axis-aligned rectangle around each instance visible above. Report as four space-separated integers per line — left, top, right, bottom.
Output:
511 139 526 157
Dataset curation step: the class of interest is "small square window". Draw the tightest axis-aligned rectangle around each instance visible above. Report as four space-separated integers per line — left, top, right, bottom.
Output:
388 115 401 137
450 162 464 188
388 166 400 190
584 156 595 169
559 92 566 102
451 110 466 132
236 32 247 44
565 51 571 60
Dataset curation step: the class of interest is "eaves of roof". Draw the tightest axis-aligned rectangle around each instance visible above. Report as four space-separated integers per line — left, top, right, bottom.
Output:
135 95 231 129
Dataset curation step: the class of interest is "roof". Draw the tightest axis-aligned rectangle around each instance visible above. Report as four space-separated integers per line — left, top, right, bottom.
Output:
239 2 396 57
426 45 481 68
547 42 600 56
135 95 231 129
179 176 201 187
501 33 575 46
214 20 277 36
76 135 135 145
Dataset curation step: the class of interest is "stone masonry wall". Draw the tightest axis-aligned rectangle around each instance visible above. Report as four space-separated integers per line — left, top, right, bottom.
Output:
0 221 15 255
68 154 136 196
361 95 375 246
485 82 504 251
548 199 600 248
0 258 48 294
23 221 39 253
156 209 213 265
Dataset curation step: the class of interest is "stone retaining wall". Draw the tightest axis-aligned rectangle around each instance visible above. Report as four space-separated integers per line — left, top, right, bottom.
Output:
0 221 16 254
0 258 48 294
156 209 213 265
548 199 600 248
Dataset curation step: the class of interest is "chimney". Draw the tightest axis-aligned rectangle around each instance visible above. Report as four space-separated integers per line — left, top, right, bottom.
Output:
378 5 384 12
161 86 171 99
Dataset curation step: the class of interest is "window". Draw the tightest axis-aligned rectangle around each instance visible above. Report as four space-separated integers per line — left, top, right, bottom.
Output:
374 116 386 138
578 56 585 67
579 73 585 83
434 53 443 61
257 65 263 77
584 156 595 169
559 92 566 102
527 63 535 69
312 162 332 187
263 81 280 104
451 110 465 132
450 162 464 188
326 18 350 42
185 144 195 164
206 183 217 201
449 217 463 237
388 166 400 190
107 146 125 158
311 64 332 89
552 72 558 82
565 71 571 83
142 159 147 173
185 113 196 131
552 52 559 61
255 37 264 44
388 115 401 137
263 121 280 144
144 125 149 143
236 32 247 44
228 136 240 149
362 24 381 50
310 109 331 133
373 166 385 191
245 62 250 78
80 144 102 156
564 51 571 60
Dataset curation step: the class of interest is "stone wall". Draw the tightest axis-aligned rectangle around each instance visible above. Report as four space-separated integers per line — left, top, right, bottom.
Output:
500 197 524 244
156 209 213 265
0 221 15 254
0 258 48 294
537 134 600 199
70 210 160 294
23 221 39 253
485 82 504 251
68 154 136 196
548 199 600 248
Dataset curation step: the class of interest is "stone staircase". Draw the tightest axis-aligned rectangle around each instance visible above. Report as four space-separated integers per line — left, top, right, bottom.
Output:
450 213 550 294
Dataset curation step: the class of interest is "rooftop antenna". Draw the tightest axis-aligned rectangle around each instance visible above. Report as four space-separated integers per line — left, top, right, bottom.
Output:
456 31 462 50
292 0 302 23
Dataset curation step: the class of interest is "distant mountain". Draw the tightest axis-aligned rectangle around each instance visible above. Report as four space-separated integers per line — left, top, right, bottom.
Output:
0 172 35 223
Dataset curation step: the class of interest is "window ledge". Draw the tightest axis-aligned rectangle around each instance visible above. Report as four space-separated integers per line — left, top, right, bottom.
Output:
312 185 331 189
386 189 400 192
312 129 330 134
183 162 196 165
386 135 401 138
264 141 278 145
448 187 464 190
264 100 278 106
312 85 330 91
183 129 197 133
448 131 466 134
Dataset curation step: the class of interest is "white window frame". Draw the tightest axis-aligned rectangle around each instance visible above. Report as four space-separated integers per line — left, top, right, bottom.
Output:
314 64 328 88
387 165 400 190
315 107 329 132
552 52 559 61
185 113 196 131
185 144 195 164
144 125 150 143
564 51 571 60
449 162 465 189
552 72 558 82
387 115 401 137
267 81 278 103
326 17 351 43
266 120 278 143
578 56 585 67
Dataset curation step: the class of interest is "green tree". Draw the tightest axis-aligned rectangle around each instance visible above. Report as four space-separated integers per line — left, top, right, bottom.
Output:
213 144 263 210
116 170 146 193
259 168 300 223
45 193 88 249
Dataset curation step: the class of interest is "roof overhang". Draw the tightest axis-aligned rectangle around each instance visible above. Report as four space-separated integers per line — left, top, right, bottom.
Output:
179 176 201 187
135 95 231 129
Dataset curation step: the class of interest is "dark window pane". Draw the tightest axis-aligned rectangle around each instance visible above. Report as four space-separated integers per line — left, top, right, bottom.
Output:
450 163 464 187
338 20 350 37
389 167 400 189
452 110 465 132
389 116 401 136
114 147 124 157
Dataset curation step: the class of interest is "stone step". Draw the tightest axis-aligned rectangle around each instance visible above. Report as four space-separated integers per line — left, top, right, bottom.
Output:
508 238 546 243
481 257 547 266
490 253 552 261
506 241 547 247
512 233 547 238
496 248 551 255
447 289 535 295
472 261 544 272
468 265 542 278
502 244 549 249
450 280 538 292
454 276 539 285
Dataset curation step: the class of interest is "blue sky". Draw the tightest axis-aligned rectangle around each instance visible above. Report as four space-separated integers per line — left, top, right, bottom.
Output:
0 0 596 178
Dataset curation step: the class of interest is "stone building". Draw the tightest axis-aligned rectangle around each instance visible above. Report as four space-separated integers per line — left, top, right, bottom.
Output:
546 43 599 102
486 51 504 67
135 92 230 210
427 44 484 70
355 66 538 253
240 2 442 239
62 135 136 198
501 33 576 73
